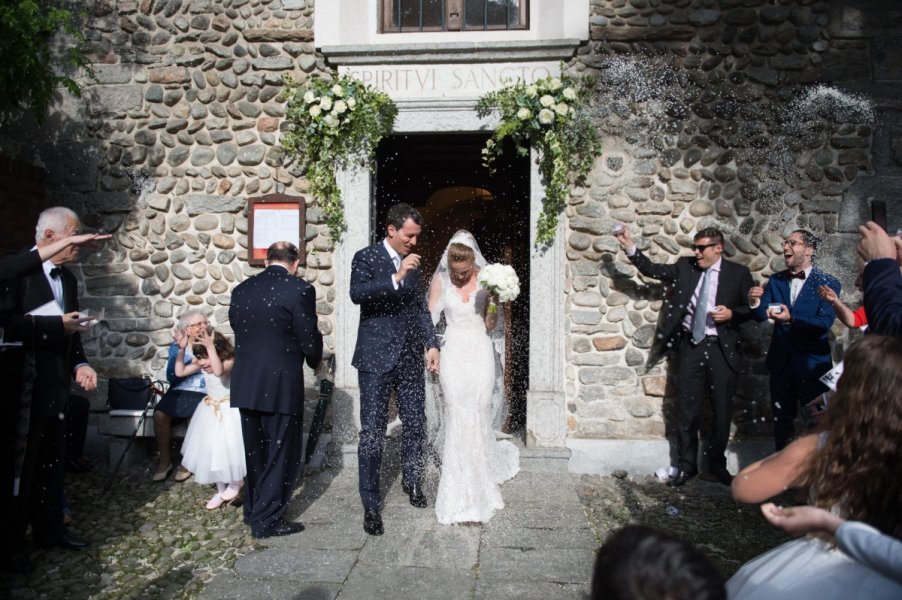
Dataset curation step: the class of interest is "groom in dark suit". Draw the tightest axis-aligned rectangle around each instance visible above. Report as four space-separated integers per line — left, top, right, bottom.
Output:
749 229 839 451
615 226 753 487
0 207 98 557
350 203 440 535
229 241 323 539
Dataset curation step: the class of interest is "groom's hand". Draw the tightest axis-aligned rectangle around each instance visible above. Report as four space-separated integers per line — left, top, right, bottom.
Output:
426 348 440 374
397 253 421 282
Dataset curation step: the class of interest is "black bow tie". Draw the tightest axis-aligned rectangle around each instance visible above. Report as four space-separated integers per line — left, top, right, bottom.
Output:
789 271 806 280
49 267 62 279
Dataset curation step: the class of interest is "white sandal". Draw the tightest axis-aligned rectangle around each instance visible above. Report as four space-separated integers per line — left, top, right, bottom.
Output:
206 493 225 510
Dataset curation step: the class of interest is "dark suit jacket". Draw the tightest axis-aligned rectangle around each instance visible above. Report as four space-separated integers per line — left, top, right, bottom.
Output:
228 265 323 416
350 242 439 375
0 249 41 281
751 267 840 377
628 249 754 371
0 264 86 416
862 257 902 336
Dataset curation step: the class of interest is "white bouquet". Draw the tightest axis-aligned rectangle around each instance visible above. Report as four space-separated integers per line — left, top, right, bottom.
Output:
478 263 520 312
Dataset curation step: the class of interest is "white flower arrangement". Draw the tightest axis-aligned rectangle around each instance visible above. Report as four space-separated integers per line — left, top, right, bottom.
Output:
476 74 602 244
478 263 521 309
283 73 398 239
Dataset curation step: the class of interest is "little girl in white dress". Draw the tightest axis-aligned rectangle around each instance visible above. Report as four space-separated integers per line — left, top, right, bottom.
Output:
175 328 246 510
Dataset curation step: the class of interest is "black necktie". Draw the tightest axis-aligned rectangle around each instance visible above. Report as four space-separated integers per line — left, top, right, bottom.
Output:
50 267 62 279
789 270 805 280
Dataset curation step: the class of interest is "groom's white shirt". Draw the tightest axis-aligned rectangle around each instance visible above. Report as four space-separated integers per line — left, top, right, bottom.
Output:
383 239 402 290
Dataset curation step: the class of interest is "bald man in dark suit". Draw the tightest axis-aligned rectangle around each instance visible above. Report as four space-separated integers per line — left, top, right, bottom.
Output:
229 241 323 539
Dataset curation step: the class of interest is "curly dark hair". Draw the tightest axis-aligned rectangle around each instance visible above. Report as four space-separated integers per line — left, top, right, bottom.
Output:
791 228 819 251
192 330 235 362
800 335 902 538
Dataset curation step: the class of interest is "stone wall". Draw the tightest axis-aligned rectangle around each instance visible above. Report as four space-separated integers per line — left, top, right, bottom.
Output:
1 0 336 378
560 0 884 440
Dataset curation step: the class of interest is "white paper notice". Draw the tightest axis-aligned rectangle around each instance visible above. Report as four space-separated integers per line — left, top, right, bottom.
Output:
27 300 63 317
254 208 299 249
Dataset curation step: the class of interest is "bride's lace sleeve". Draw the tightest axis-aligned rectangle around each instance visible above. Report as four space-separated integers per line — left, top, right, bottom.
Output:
427 272 444 326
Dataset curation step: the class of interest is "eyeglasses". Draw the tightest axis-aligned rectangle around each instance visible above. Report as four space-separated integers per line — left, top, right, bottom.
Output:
781 239 805 248
187 321 208 329
692 243 718 252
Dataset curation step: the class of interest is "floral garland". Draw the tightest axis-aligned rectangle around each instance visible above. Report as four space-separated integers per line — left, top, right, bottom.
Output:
476 74 601 244
282 73 398 239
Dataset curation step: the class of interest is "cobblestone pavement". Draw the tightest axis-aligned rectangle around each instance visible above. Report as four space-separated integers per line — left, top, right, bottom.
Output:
1 456 257 600
576 471 793 577
2 441 792 599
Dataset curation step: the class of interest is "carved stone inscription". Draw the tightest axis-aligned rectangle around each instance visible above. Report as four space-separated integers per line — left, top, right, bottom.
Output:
339 62 560 100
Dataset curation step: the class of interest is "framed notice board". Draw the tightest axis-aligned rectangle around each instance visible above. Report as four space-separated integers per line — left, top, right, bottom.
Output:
247 193 306 267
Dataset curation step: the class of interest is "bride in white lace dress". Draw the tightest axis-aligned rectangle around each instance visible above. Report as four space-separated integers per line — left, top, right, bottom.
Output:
427 230 519 525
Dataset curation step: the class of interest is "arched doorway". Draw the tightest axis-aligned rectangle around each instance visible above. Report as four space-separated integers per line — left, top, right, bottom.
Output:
373 133 530 432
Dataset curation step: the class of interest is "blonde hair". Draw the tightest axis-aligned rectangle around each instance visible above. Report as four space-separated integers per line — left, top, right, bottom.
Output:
448 242 475 264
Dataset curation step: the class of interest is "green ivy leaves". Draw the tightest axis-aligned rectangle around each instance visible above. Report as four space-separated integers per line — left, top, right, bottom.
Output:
476 74 601 245
282 74 398 240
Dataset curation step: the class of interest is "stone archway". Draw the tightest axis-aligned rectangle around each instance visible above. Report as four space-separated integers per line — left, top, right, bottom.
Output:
330 101 567 451
372 133 531 431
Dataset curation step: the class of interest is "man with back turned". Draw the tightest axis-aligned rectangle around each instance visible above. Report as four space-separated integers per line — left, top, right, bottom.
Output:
229 241 323 539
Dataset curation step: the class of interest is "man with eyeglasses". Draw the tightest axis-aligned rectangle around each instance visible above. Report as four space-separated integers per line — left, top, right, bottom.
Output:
748 229 840 451
615 226 753 487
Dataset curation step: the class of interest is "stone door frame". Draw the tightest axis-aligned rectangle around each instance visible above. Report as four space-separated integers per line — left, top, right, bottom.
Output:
331 99 567 449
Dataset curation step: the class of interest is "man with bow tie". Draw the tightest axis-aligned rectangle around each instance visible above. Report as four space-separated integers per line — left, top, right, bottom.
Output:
0 207 98 562
749 229 840 451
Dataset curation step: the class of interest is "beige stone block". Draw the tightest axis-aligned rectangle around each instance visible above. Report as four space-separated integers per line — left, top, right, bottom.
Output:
148 67 190 84
257 116 279 132
591 335 627 351
642 375 670 397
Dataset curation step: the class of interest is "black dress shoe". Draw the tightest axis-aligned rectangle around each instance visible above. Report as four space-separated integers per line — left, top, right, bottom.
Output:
707 468 734 486
252 519 305 539
363 509 384 536
402 483 427 508
666 469 696 487
0 552 32 573
36 529 91 551
66 457 92 473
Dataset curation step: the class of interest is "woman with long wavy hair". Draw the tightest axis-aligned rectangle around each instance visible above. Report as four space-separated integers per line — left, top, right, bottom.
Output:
727 334 902 599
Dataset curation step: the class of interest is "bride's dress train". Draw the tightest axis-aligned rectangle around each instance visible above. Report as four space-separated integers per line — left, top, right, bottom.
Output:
433 282 519 525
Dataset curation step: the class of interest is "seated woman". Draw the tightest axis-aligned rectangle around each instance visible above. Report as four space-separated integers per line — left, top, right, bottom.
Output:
728 335 902 600
152 310 208 482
